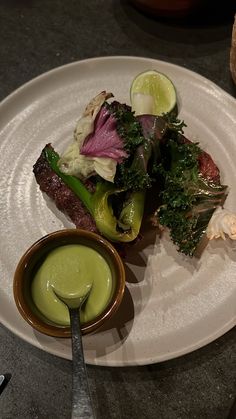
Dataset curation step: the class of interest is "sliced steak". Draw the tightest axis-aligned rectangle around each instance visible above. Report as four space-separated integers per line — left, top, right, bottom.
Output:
33 145 98 233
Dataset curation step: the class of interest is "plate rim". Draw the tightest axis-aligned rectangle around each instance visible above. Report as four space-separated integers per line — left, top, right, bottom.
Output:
1 55 235 109
1 311 235 366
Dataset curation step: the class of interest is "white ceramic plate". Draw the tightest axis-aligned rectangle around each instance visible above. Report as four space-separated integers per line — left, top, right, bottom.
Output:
0 56 235 366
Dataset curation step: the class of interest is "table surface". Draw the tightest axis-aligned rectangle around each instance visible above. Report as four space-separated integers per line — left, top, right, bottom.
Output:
0 1 235 418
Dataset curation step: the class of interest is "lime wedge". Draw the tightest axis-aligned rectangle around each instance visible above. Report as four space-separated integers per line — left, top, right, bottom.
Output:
130 70 177 116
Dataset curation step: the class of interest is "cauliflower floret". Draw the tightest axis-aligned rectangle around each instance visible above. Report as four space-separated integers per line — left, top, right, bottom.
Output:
206 207 236 240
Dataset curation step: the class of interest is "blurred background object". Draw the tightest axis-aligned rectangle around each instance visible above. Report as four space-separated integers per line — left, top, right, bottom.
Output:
230 15 236 84
129 0 205 18
129 0 235 19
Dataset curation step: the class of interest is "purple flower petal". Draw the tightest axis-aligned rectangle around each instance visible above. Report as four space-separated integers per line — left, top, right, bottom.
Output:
80 107 128 162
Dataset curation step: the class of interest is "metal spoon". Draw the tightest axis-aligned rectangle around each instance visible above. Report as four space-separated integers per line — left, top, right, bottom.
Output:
0 374 11 395
54 284 95 419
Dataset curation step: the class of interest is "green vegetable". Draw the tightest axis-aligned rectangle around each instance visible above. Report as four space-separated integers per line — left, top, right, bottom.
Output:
44 146 146 242
43 109 227 256
44 104 159 243
106 102 153 190
115 138 154 191
155 137 228 256
93 182 145 242
106 102 144 154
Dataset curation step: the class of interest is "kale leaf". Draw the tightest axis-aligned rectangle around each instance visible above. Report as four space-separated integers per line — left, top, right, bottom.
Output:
106 101 153 190
155 135 228 256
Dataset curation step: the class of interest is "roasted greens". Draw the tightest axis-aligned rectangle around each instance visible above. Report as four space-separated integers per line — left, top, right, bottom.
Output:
155 135 227 256
35 92 228 256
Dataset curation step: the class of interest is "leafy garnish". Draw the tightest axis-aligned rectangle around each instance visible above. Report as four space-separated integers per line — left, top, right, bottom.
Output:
105 101 145 153
115 161 152 191
155 137 228 256
164 113 187 134
105 101 154 190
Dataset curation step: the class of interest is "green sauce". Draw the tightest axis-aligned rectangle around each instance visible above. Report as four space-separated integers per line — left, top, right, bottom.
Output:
31 244 112 326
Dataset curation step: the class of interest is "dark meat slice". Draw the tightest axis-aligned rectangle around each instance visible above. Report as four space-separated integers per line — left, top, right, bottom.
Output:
178 134 220 184
197 151 220 184
33 145 98 233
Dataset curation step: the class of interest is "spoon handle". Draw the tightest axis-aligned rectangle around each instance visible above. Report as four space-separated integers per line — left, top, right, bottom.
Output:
69 308 95 419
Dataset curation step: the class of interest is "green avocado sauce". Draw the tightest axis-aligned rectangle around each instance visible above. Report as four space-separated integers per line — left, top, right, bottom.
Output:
31 244 112 326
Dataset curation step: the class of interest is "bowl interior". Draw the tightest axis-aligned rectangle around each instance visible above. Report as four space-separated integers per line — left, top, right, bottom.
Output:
13 229 125 337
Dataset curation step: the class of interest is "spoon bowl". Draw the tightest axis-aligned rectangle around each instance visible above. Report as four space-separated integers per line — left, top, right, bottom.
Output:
53 283 93 310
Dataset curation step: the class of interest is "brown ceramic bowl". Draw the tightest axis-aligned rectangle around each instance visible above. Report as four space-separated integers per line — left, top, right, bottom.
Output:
13 229 126 338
